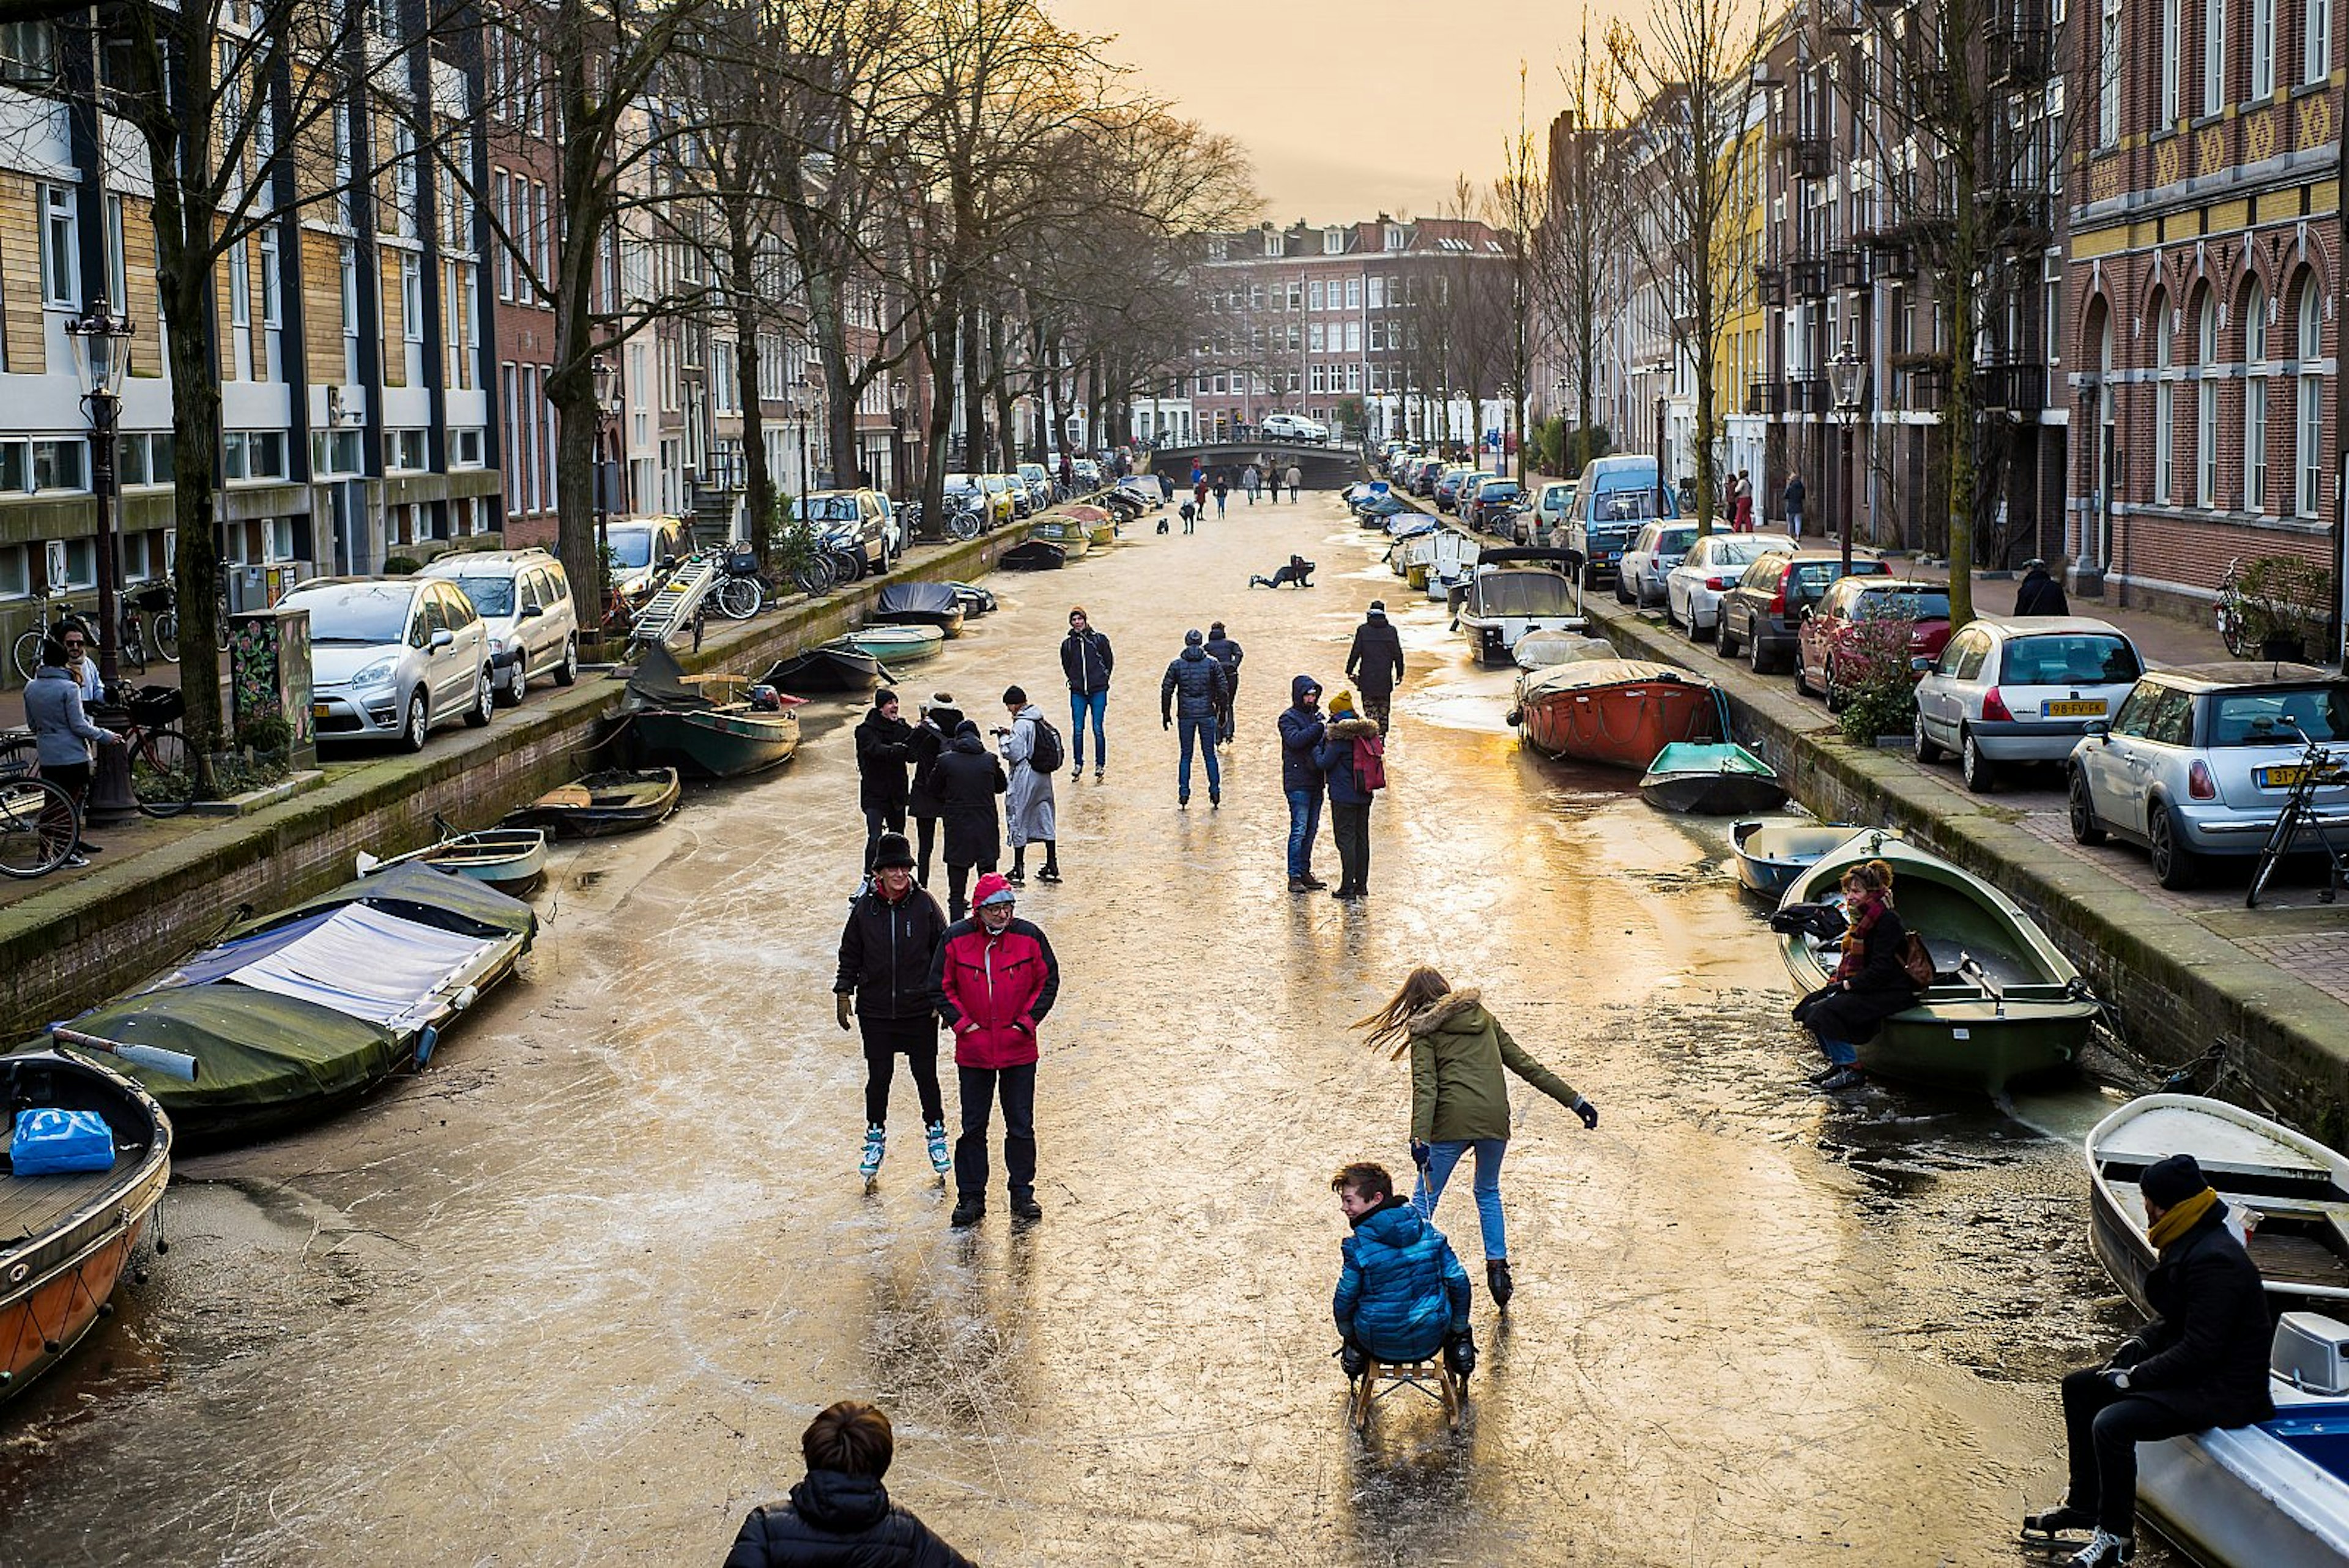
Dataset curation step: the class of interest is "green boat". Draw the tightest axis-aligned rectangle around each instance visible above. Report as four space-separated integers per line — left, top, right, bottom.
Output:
844 624 945 664
1776 830 2100 1093
625 647 804 778
1025 517 1092 558
1638 741 1789 814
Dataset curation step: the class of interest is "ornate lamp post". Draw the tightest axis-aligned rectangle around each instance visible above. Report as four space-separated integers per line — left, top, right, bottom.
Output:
590 352 619 631
889 379 909 502
67 294 134 689
1827 336 1866 578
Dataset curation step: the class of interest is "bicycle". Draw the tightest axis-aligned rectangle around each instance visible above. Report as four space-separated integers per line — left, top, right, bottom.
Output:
0 758 80 879
10 587 76 683
2216 556 2254 658
2246 719 2349 907
116 685 198 818
713 543 774 620
127 579 179 665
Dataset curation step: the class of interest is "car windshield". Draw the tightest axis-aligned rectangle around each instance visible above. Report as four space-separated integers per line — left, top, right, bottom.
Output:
803 494 862 522
1712 537 1778 566
453 576 514 617
1481 483 1521 500
2002 634 2141 686
294 584 414 643
608 527 656 568
2206 685 2349 746
1855 588 1953 621
1475 571 1575 615
1596 489 1662 522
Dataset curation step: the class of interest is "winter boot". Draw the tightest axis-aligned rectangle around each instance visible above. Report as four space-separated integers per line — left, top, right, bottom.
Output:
926 1120 952 1176
1209 789 1220 808
1010 1190 1043 1222
1006 851 1026 886
858 1124 886 1182
1037 847 1061 883
1486 1258 1514 1311
2022 1504 2096 1541
2068 1531 2133 1567
950 1196 985 1228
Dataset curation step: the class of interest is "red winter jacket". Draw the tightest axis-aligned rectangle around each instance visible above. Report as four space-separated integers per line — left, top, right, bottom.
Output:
929 916 1061 1068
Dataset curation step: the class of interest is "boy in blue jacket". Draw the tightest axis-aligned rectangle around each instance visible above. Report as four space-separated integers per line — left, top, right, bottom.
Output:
1331 1161 1475 1379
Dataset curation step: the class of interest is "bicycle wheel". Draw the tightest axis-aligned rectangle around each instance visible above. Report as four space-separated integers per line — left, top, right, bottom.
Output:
714 576 762 620
121 615 147 675
0 775 76 878
130 727 198 818
12 630 44 683
789 556 834 597
947 508 982 541
155 610 180 663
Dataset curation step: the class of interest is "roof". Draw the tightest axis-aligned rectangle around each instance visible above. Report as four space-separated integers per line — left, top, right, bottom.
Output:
420 549 558 574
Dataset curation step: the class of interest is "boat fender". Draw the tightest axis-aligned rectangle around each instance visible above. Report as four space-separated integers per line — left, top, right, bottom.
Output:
452 986 480 1012
414 1025 441 1068
1504 707 1523 727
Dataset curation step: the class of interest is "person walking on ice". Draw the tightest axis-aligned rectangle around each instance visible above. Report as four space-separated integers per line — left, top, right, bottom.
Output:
833 832 952 1186
932 874 1061 1228
994 686 1060 885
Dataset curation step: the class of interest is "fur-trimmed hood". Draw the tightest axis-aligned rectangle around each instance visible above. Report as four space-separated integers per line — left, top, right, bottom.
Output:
1407 987 1483 1036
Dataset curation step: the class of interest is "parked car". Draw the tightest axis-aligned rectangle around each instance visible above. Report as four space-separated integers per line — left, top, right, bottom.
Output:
1408 457 1448 496
1533 481 1576 541
1436 469 1493 513
1616 520 1702 608
2069 665 2349 888
801 488 897 579
1914 617 2145 792
291 576 496 751
1072 457 1104 488
604 516 692 616
1663 532 1794 638
949 472 1014 529
1016 462 1053 510
1792 578 1954 712
1565 455 1677 585
1714 549 1891 672
1263 412 1327 442
1463 477 1523 531
420 548 579 705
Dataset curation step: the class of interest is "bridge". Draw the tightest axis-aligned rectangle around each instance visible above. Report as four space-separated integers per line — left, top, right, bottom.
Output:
1145 440 1364 489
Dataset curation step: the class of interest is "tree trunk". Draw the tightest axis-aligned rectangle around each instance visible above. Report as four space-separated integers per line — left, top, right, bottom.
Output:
960 305 987 469
988 313 1015 475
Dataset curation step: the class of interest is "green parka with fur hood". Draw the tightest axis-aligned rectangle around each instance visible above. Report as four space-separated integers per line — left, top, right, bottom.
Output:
1408 988 1581 1143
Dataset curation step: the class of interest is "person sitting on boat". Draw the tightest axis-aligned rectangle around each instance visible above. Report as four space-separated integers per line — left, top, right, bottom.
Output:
723 1399 974 1567
2024 1153 2274 1568
1791 860 1920 1093
1330 1159 1476 1383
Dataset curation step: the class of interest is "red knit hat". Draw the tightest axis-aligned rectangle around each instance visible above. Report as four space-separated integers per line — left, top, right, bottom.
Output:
971 872 1016 908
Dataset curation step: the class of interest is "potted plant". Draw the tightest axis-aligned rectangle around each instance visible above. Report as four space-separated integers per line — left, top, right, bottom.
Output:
2235 555 2332 663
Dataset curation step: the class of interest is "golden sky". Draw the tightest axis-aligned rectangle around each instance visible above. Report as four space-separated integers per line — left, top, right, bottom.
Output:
1057 0 1608 224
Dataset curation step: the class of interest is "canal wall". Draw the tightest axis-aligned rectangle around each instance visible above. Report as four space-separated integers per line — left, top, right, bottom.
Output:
0 528 1025 1039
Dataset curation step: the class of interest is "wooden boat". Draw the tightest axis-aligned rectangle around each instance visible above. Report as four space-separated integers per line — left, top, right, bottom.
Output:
759 640 892 693
2088 1094 2349 1320
1731 819 1865 897
52 861 536 1146
0 1049 171 1402
359 827 548 894
1062 504 1117 545
625 647 804 779
1001 540 1066 571
1510 658 1720 769
1025 517 1091 558
507 769 681 838
844 624 945 665
1638 741 1789 814
1776 829 2099 1091
869 583 967 636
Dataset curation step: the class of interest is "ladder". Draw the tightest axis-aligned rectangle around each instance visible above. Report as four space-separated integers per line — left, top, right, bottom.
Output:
629 553 722 648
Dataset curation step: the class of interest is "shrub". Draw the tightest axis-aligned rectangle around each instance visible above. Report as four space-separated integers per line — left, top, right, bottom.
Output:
383 554 422 576
2236 554 2333 658
1835 616 1923 743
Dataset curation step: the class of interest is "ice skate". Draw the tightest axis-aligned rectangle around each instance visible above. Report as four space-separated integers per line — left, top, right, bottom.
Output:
858 1123 886 1189
926 1120 951 1180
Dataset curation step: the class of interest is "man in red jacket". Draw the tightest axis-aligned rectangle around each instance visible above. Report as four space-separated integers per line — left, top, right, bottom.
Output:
930 872 1061 1228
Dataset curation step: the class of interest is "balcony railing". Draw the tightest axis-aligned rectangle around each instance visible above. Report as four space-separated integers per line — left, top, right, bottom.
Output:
1790 136 1831 180
1987 22 2053 85
1975 361 2049 412
1788 256 1830 298
1756 263 1786 306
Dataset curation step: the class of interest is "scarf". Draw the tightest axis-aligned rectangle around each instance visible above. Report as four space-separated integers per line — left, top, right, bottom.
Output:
2147 1186 2219 1252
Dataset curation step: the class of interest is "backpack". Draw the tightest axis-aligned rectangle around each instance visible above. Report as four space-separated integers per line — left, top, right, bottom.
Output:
1898 931 1937 989
1352 732 1387 792
1026 715 1064 774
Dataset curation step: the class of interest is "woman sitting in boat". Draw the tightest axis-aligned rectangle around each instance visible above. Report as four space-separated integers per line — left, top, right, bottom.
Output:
1792 860 1920 1093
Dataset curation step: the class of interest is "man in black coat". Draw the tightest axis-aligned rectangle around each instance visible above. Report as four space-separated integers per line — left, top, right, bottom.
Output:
1345 601 1406 735
2025 1153 2275 1567
1204 620 1244 745
2014 558 2072 616
905 693 962 886
930 719 1007 920
854 689 917 872
834 832 952 1184
1160 628 1229 808
724 1400 973 1568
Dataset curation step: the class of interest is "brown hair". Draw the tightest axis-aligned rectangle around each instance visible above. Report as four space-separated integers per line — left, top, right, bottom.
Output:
1068 606 1088 622
1330 1162 1395 1203
1354 965 1453 1060
801 1400 894 1478
1841 861 1892 902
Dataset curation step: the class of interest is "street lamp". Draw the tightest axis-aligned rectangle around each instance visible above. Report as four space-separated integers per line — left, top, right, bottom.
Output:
889 379 909 504
590 351 619 629
1653 392 1668 518
1827 336 1865 577
67 293 134 689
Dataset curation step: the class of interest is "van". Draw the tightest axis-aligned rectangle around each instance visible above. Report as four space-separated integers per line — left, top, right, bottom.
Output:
1567 455 1677 585
420 548 579 705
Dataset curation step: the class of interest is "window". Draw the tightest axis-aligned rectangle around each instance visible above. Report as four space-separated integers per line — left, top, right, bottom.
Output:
391 125 418 238
1261 231 1279 259
384 429 426 471
2309 0 2333 80
223 430 288 480
0 19 56 83
2162 0 2181 120
2205 0 2226 113
451 428 484 467
1345 321 1361 352
1345 278 1362 310
1309 280 1324 310
39 184 76 308
1368 276 1384 309
2254 0 2276 93
333 103 352 228
1384 224 1404 251
1323 227 1344 255
1 437 90 492
104 193 126 316
339 241 359 382
2246 283 2270 510
310 429 360 476
2101 0 2124 144
259 231 283 381
2154 293 2174 502
2197 295 2219 506
494 172 513 299
1309 323 1325 352
2299 284 2324 514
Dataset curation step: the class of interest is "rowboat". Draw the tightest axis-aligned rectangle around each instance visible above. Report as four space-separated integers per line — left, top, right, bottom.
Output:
844 624 945 665
358 827 549 895
625 647 804 779
870 582 967 636
1510 659 1720 770
52 861 536 1146
1001 540 1066 571
1061 505 1118 546
506 770 681 838
1731 819 1864 897
0 1049 171 1402
2137 1353 2349 1568
1025 518 1091 558
759 640 892 693
1638 741 1789 814
1776 829 2099 1091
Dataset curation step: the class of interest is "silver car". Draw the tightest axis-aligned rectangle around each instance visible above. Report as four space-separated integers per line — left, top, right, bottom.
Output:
421 548 580 706
291 576 496 751
1617 519 1701 608
1664 532 1794 637
2068 665 2349 889
1914 617 2143 792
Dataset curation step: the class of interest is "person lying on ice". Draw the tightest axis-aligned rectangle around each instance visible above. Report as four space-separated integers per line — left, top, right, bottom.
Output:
1329 1160 1475 1381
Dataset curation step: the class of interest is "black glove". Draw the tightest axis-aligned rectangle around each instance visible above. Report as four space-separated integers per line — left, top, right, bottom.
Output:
1409 1138 1430 1169
1573 1096 1599 1131
2099 1368 2133 1394
1444 1328 1477 1379
2104 1337 2148 1370
1338 1342 1366 1379
1162 714 1172 730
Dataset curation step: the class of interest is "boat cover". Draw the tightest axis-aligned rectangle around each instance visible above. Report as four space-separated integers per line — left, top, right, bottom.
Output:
1515 634 1631 671
1466 571 1578 616
69 984 404 1112
243 861 538 943
874 583 963 618
222 904 499 1028
626 645 711 709
1520 658 1703 699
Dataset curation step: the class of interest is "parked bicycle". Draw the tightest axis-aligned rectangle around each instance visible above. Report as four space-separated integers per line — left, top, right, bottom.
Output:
0 756 80 879
116 685 198 818
10 587 80 684
713 543 778 620
125 579 179 665
2215 556 2254 658
2246 718 2349 907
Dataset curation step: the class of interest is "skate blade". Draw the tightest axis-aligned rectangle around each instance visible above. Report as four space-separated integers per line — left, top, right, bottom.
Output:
2015 1532 2090 1552
863 1174 879 1194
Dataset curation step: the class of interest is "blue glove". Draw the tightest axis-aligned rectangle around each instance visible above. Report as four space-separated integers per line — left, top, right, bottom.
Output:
1573 1096 1599 1130
1409 1138 1430 1169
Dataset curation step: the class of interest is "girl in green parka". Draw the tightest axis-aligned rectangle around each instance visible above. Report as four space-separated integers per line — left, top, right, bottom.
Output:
1356 966 1599 1309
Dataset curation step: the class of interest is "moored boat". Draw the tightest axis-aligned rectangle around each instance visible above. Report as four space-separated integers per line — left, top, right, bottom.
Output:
359 827 549 894
1061 505 1118 546
944 581 996 616
1731 819 1864 897
844 624 945 665
507 769 681 838
1510 658 1719 769
759 640 891 693
869 583 968 636
1001 540 1066 571
1025 517 1091 557
1453 548 1587 665
2137 1351 2349 1568
1638 741 1789 814
625 647 804 779
0 1049 171 1402
1776 830 2098 1091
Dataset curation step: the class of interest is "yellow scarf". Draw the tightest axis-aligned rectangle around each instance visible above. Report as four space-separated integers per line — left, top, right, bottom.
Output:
2147 1185 2219 1252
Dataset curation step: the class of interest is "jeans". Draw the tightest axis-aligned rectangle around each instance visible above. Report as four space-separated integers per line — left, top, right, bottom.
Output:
1414 1138 1508 1261
861 803 906 871
1068 689 1108 768
1817 1036 1858 1066
1785 504 1803 539
1214 494 1226 516
1285 786 1323 879
955 1061 1037 1201
1216 677 1239 743
860 1013 943 1126
1178 715 1221 798
2061 1367 2201 1536
1330 800 1371 893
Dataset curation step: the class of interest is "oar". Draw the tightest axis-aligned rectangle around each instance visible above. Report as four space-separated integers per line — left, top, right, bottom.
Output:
48 1025 200 1083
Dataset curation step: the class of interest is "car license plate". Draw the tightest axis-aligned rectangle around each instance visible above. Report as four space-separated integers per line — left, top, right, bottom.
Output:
2258 764 2349 789
312 702 331 719
2044 699 2106 718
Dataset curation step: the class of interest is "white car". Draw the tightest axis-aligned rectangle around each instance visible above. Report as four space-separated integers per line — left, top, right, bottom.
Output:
1263 412 1327 443
421 548 580 705
1914 617 2145 792
1533 481 1575 541
1617 519 1702 607
289 576 496 751
1663 532 1794 638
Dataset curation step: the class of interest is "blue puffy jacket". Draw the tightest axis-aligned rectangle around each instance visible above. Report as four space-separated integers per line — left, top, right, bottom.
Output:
1277 675 1326 792
1333 1198 1471 1361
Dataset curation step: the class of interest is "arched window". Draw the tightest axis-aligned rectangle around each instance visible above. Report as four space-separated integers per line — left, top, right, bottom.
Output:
2154 291 2175 503
2197 294 2220 507
2298 283 2324 516
2245 281 2269 511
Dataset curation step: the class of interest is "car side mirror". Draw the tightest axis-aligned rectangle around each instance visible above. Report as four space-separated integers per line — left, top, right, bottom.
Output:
2084 719 2110 738
521 603 544 619
659 554 678 571
429 628 456 650
1910 656 1932 673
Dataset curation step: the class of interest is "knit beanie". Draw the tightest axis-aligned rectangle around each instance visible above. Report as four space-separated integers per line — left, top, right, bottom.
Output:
1329 690 1357 718
2140 1154 2209 1210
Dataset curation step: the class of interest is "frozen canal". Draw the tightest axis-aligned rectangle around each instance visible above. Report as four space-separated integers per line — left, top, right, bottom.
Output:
2 491 2170 1566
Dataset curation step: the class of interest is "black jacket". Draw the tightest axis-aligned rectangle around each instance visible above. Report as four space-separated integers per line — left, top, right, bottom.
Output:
834 882 950 1017
1345 617 1405 696
1160 645 1228 721
1204 633 1244 693
1061 629 1115 694
855 707 916 812
722 1470 974 1568
2014 569 2071 617
930 722 1006 866
906 707 963 819
1792 902 1920 1046
2123 1205 2277 1429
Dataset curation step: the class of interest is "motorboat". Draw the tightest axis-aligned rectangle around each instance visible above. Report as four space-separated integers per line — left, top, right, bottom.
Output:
2137 1337 2349 1568
1001 540 1067 571
1639 741 1789 814
944 581 996 616
1775 829 2099 1092
506 770 681 838
869 582 968 636
843 625 946 664
1024 516 1091 558
1425 529 1479 600
1453 548 1587 666
1513 631 1618 670
1731 819 1865 898
759 639 892 693
358 826 549 896
625 647 804 778
1510 659 1720 770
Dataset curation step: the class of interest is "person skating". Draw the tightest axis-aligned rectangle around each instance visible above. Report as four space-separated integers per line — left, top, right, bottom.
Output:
1791 860 1923 1093
1315 690 1382 899
905 692 962 886
834 833 952 1185
1160 628 1229 808
1204 621 1244 745
1278 675 1328 890
2023 1154 2274 1567
853 688 917 874
2014 558 2071 617
930 718 1006 920
1212 474 1229 517
1345 600 1406 735
932 874 1061 1227
1355 965 1598 1311
994 686 1059 885
722 1400 975 1568
1330 1161 1475 1384
1059 607 1113 781
1179 499 1198 534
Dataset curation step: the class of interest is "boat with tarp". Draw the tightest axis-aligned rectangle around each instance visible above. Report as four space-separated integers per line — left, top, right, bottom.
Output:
625 646 804 778
759 639 892 693
869 583 967 636
1510 658 1720 770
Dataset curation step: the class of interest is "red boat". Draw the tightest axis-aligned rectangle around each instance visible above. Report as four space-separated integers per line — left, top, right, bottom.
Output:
1509 658 1721 769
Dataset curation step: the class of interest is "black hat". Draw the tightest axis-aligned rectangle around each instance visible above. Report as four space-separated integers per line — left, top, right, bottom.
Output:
1003 685 1028 707
871 831 915 869
2140 1153 2210 1209
874 686 899 706
1184 628 1204 645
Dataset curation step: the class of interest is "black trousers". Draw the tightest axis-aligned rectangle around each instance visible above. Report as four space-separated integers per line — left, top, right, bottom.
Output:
955 1061 1036 1202
862 803 907 872
945 858 995 920
43 759 91 847
913 813 939 883
1330 800 1371 893
2061 1367 2200 1535
1360 688 1393 735
860 1012 943 1126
